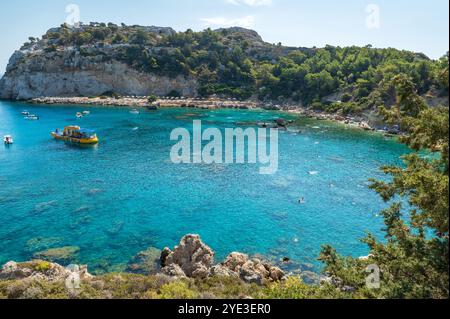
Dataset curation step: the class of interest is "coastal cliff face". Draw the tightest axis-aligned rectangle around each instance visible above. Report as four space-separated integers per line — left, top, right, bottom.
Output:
0 47 198 100
0 23 279 100
0 22 447 114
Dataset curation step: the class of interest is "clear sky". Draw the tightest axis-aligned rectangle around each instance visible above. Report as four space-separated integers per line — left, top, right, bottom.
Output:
0 0 448 75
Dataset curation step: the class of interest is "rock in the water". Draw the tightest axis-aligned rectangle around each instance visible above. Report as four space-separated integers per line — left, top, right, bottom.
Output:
275 119 287 127
160 234 214 279
33 246 80 264
26 237 63 252
126 247 161 275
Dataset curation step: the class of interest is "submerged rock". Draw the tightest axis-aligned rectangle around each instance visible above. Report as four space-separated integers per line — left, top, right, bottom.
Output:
126 247 161 275
73 206 91 214
33 200 58 213
87 189 104 196
26 237 63 252
33 246 80 264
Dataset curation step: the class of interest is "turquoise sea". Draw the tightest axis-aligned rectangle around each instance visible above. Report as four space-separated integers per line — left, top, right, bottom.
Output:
0 101 409 273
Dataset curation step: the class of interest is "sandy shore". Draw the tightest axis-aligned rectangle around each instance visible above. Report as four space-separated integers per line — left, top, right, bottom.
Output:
29 96 389 133
30 96 259 110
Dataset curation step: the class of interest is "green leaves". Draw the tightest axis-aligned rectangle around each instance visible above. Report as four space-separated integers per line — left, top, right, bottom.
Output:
37 25 446 107
319 67 449 299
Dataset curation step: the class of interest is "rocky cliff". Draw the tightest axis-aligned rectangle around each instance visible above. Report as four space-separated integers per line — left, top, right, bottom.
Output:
1 22 447 113
0 46 198 100
0 23 296 100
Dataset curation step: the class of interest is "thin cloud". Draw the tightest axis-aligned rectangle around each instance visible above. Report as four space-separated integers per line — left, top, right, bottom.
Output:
226 0 272 6
200 16 255 28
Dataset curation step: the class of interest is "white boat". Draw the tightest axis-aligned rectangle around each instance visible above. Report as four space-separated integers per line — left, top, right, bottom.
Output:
130 109 140 114
76 112 83 119
21 111 30 115
82 111 90 115
24 114 39 120
3 135 13 145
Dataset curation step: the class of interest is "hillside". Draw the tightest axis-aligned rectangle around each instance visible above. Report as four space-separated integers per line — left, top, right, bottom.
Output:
0 22 448 116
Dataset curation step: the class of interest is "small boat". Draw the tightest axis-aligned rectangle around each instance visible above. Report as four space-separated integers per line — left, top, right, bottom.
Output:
51 126 99 145
3 135 14 145
130 109 140 114
24 114 39 120
21 111 30 115
82 111 91 115
76 112 83 119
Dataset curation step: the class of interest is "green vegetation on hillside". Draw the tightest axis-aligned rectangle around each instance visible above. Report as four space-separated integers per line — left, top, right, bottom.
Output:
25 23 448 113
318 74 449 299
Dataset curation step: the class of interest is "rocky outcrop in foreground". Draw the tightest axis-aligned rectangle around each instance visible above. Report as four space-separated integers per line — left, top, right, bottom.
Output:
0 260 92 282
0 235 285 288
160 234 286 285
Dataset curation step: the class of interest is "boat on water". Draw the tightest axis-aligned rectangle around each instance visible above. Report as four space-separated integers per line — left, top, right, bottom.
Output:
130 109 140 114
82 111 90 115
51 126 99 145
3 135 14 145
21 111 30 115
76 112 83 119
24 114 39 120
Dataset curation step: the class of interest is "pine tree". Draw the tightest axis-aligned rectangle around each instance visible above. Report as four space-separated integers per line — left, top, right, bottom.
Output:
319 74 449 299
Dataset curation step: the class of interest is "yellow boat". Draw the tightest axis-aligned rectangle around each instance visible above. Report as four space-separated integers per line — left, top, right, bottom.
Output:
51 126 99 145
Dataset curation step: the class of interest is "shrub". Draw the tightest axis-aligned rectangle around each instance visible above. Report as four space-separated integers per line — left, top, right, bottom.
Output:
341 92 352 103
262 277 349 299
148 95 158 103
159 281 199 299
33 261 52 272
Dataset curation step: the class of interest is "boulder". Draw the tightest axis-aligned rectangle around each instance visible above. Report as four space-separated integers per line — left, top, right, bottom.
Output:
160 234 214 279
209 265 239 278
160 247 172 268
161 264 187 278
269 266 285 281
0 260 92 282
219 253 285 285
159 235 285 284
275 119 287 127
240 260 266 285
223 252 249 271
2 261 18 272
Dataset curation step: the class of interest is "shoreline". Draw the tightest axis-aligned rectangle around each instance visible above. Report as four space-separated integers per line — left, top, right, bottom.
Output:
29 96 260 110
9 96 396 135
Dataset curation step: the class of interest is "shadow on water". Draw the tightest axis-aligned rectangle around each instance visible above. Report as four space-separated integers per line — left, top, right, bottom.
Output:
60 142 99 151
